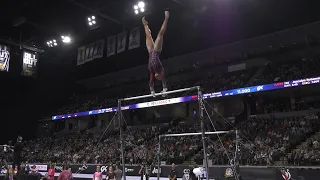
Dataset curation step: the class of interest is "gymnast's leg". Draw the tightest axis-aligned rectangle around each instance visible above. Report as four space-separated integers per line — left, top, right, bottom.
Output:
159 70 167 96
149 73 156 97
142 17 154 52
154 10 169 52
154 10 169 95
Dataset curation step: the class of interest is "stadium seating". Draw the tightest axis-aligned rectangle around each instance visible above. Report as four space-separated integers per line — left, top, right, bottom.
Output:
3 55 320 166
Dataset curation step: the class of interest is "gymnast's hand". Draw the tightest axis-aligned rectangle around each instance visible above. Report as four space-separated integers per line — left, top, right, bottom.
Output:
142 17 148 26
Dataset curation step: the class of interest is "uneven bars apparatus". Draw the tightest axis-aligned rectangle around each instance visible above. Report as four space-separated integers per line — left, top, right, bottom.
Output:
117 86 200 180
120 87 199 101
157 131 231 180
160 131 231 137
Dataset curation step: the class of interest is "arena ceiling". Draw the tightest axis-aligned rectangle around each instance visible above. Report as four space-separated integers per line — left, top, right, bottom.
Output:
1 0 320 53
0 0 211 50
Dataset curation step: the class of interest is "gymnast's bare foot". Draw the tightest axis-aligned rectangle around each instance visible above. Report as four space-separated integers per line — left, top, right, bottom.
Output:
142 17 148 26
165 11 169 20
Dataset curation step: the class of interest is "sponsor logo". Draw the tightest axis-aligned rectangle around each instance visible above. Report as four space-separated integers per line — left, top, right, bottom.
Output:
183 169 190 180
121 106 129 110
27 164 48 171
100 166 108 173
152 167 161 174
55 166 63 172
152 100 170 106
281 168 291 180
125 167 134 173
1 166 7 174
106 108 113 112
146 99 176 107
78 164 88 172
257 86 264 91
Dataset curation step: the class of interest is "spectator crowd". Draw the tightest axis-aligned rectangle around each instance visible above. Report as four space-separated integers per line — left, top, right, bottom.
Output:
2 56 320 167
2 112 320 166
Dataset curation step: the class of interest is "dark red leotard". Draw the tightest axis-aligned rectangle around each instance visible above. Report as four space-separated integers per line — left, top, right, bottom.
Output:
148 50 163 74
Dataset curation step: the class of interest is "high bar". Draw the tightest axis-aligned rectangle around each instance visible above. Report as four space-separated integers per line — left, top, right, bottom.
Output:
160 131 230 137
121 86 199 101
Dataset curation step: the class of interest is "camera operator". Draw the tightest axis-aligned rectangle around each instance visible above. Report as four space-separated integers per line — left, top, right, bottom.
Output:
12 136 24 171
139 162 149 180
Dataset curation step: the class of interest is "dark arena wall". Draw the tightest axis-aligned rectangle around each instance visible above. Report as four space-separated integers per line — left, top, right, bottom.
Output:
0 164 317 180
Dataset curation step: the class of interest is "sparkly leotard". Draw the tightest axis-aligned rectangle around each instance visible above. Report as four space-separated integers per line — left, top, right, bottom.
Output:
148 50 163 74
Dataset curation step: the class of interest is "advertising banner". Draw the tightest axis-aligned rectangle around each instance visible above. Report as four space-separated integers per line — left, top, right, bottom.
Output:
22 51 38 77
93 39 104 59
26 164 48 171
77 46 86 65
0 45 10 72
107 35 116 57
77 39 105 66
117 31 127 54
128 27 140 50
1 164 319 180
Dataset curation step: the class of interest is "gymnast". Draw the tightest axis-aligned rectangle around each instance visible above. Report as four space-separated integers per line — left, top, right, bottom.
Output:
142 10 169 97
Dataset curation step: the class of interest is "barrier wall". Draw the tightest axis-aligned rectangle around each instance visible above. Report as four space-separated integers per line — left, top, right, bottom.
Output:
1 164 318 180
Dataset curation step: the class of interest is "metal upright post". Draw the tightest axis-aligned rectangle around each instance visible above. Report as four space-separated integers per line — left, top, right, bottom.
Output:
198 87 209 180
157 135 161 180
234 130 240 180
118 100 126 180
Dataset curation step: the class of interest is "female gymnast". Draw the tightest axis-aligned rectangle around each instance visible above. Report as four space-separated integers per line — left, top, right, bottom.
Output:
93 166 102 180
142 10 169 97
106 167 115 180
48 164 55 180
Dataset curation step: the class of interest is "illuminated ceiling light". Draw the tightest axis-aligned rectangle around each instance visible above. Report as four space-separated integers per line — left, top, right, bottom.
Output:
134 2 145 14
138 1 145 8
62 36 71 43
47 39 57 47
87 15 97 27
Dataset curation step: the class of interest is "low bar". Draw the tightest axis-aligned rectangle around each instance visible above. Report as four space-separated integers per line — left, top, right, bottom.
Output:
121 86 199 101
160 131 230 137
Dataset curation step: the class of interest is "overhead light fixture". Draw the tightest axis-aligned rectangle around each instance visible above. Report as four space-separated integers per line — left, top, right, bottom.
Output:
138 1 145 8
47 39 58 47
133 1 146 14
87 15 97 26
61 36 71 43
